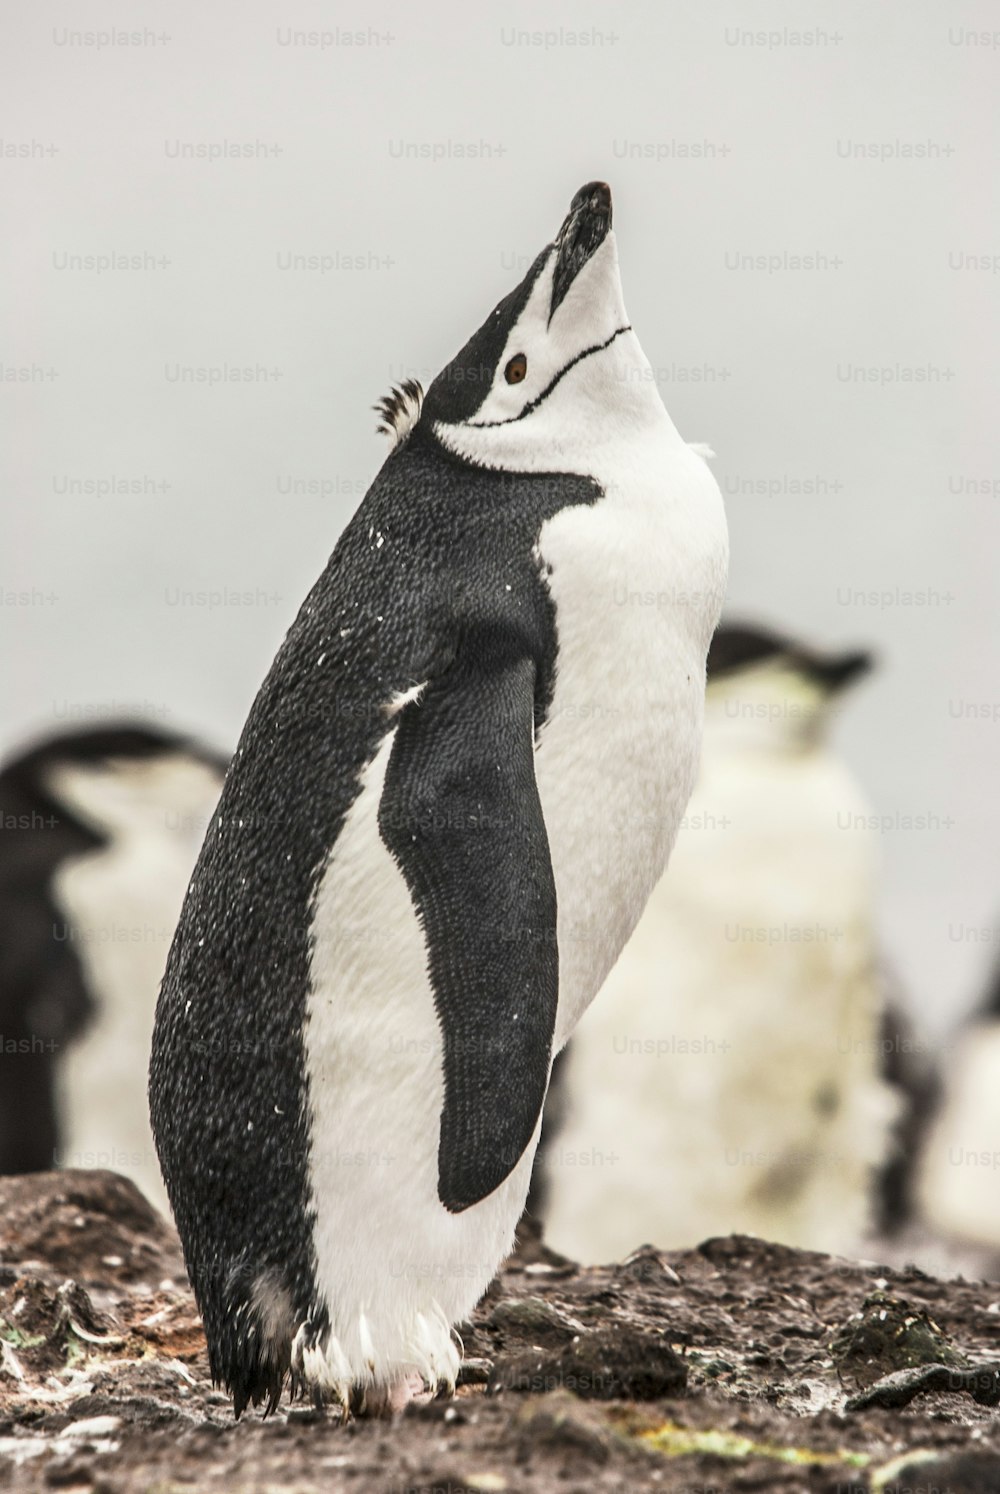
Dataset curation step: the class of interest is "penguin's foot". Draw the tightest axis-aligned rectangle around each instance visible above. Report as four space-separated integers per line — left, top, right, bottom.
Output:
349 1369 438 1417
290 1308 461 1419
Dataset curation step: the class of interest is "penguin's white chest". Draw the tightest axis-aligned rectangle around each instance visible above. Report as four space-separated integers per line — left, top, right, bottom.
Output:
535 437 728 1048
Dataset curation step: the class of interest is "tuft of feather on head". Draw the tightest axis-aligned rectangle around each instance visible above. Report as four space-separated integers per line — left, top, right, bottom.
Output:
374 379 424 449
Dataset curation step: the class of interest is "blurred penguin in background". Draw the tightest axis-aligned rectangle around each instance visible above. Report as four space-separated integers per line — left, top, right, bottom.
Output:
0 723 226 1208
918 955 1000 1262
539 622 908 1263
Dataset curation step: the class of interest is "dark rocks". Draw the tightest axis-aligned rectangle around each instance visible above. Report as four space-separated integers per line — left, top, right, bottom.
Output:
486 1295 586 1347
3 1174 1000 1489
881 1449 1000 1494
831 1290 969 1390
0 1276 121 1376
0 1171 183 1290
614 1243 682 1288
845 1360 1000 1412
514 1389 613 1464
489 1323 688 1401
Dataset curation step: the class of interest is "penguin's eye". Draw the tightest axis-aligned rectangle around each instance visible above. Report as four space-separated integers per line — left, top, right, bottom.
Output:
504 353 527 385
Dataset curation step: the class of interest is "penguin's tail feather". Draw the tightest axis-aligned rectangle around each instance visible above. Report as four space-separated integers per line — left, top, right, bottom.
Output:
201 1262 300 1418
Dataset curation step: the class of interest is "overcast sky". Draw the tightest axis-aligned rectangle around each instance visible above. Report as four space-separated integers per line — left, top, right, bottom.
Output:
3 0 999 1035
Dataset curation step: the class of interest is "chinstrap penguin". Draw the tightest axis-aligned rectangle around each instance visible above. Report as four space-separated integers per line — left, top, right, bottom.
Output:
149 181 729 1417
540 622 903 1261
0 723 225 1205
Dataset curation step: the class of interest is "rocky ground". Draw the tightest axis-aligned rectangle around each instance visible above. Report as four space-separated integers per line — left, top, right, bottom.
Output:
2 1172 1000 1492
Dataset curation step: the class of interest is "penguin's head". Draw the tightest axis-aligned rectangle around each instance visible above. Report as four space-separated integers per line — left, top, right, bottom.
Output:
378 183 661 468
4 723 227 851
705 623 874 750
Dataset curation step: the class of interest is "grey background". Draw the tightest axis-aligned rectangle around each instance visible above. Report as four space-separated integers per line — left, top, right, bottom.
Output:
3 1 998 1037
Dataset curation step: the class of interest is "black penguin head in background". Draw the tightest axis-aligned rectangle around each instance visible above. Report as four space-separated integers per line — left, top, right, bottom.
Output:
0 722 226 862
2 723 229 846
705 622 875 747
708 622 874 696
375 182 634 449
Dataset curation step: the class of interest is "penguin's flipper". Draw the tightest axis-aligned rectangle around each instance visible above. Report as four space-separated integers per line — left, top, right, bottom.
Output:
379 642 557 1214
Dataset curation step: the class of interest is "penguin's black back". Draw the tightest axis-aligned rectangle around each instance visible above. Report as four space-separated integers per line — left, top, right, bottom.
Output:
149 427 599 1412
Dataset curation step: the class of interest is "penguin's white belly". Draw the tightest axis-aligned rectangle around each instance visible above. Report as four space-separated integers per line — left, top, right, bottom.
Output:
305 732 532 1390
536 453 728 1050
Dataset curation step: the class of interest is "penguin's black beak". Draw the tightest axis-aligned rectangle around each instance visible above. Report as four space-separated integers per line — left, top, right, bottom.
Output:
550 181 613 320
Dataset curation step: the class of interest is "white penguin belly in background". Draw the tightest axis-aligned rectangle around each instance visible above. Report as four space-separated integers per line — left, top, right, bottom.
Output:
150 182 727 1417
48 748 223 1210
918 1005 1000 1251
543 626 899 1262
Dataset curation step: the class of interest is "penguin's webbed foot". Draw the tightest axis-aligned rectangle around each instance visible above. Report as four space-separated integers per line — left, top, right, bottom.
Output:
289 1313 460 1419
